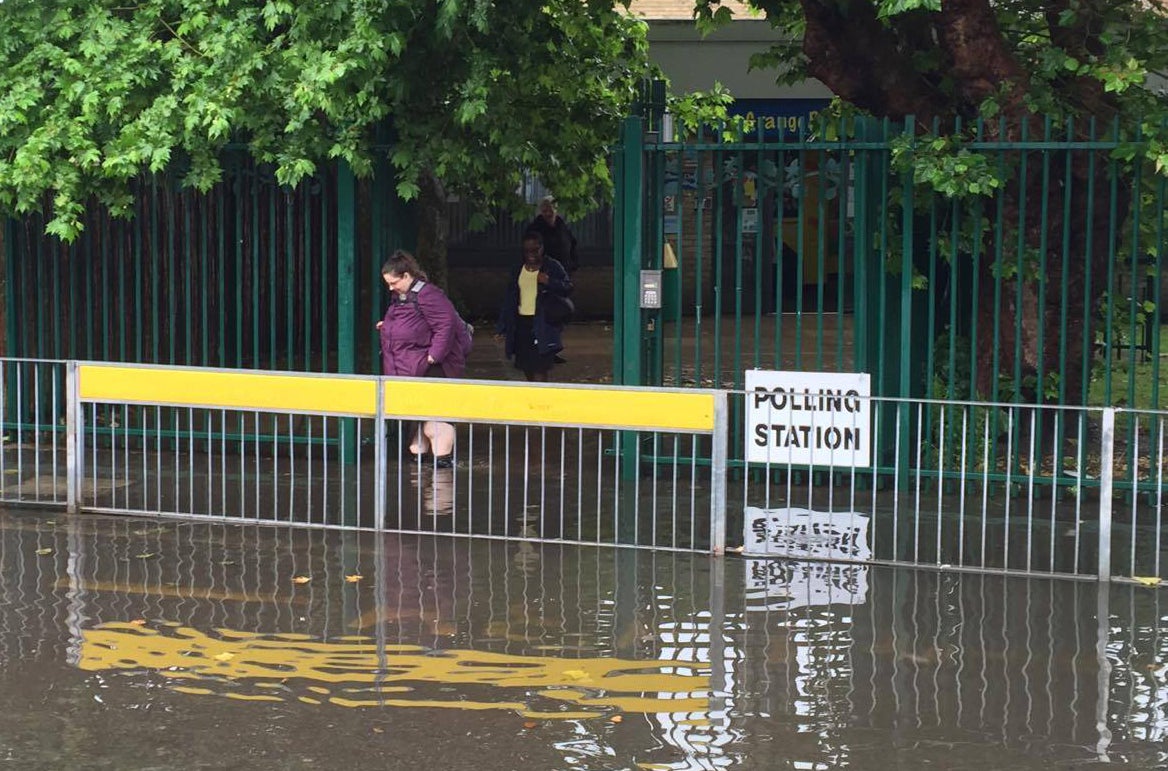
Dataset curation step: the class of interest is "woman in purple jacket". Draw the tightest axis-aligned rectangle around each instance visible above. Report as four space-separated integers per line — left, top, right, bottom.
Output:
377 250 472 467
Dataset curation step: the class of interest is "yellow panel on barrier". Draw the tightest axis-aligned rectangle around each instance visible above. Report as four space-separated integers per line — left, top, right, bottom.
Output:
383 380 716 433
78 364 378 417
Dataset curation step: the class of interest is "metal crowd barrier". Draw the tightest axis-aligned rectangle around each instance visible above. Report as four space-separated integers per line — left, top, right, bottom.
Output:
0 358 1160 580
0 359 69 507
70 361 729 553
727 389 1164 583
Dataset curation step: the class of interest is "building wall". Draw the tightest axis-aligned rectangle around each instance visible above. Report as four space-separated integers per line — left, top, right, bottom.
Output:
646 20 832 101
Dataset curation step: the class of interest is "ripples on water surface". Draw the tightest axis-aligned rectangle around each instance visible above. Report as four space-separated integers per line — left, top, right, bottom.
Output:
0 509 1164 769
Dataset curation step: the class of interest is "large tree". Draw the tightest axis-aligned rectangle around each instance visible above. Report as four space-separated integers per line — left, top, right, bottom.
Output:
0 0 652 265
699 0 1168 401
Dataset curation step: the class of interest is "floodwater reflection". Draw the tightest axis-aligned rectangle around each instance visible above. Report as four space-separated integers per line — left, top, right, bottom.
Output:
0 510 1165 770
80 624 708 717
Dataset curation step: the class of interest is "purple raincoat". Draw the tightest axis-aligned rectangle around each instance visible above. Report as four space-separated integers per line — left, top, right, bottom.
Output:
379 280 470 378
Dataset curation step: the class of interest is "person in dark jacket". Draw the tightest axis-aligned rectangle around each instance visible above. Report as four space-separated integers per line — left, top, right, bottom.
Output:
496 232 573 382
377 250 472 467
528 195 578 274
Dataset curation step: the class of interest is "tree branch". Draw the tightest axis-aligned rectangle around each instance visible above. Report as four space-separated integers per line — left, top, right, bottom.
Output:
797 0 949 122
1043 0 1123 123
937 0 1027 103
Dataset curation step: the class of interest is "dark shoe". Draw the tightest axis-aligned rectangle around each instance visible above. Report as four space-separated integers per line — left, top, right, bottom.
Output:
433 454 454 469
553 354 567 364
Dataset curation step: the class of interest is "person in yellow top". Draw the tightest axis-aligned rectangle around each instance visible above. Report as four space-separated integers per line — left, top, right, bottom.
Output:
495 232 574 382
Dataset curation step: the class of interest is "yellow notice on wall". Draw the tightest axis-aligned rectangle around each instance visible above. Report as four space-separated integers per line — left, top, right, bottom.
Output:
663 241 678 269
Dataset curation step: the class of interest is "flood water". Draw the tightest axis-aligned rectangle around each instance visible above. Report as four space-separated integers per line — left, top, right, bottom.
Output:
0 508 1164 770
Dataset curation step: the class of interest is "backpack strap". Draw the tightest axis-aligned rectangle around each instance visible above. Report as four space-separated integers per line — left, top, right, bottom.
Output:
400 280 474 352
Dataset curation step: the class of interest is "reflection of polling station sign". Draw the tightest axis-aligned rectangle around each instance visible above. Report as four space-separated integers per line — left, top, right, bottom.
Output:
743 506 871 611
745 559 869 612
742 506 870 560
745 369 871 467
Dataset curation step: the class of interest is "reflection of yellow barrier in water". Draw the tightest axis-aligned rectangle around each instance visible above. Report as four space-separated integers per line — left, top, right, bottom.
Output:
79 623 710 719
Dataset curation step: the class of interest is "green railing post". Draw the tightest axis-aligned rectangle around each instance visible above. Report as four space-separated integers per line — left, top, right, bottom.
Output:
896 117 916 488
855 119 898 486
615 116 645 387
2 219 15 434
852 121 876 376
337 161 359 489
645 132 664 386
3 218 16 359
614 116 645 498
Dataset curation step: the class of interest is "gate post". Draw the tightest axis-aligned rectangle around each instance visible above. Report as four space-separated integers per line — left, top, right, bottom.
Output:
614 116 644 387
614 117 646 488
66 360 79 514
2 218 15 359
1097 407 1115 582
337 160 357 379
373 379 386 531
709 391 728 555
336 161 360 525
894 116 916 489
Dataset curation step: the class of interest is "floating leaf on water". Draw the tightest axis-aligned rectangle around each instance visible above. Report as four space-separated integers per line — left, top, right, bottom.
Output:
292 576 312 584
129 619 147 627
214 652 234 662
345 574 363 583
219 560 235 566
1133 576 1162 587
609 715 623 724
135 553 157 559
35 548 53 556
563 669 588 681
522 721 538 730
371 727 384 734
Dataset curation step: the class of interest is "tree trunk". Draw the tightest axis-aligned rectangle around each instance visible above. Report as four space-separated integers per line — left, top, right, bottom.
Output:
974 147 1129 403
793 0 1129 405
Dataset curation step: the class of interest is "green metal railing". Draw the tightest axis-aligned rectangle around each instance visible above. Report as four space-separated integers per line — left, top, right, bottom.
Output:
615 114 1167 492
3 151 415 451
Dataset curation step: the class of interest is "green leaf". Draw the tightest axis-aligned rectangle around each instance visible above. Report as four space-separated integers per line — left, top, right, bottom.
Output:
877 0 941 20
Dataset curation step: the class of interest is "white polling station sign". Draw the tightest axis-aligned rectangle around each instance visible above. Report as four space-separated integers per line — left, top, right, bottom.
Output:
745 369 871 467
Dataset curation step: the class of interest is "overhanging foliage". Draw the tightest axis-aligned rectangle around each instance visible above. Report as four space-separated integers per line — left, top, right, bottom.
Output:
0 0 654 239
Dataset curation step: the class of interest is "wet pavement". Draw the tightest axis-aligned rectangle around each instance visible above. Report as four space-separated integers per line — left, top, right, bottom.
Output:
0 508 1164 770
